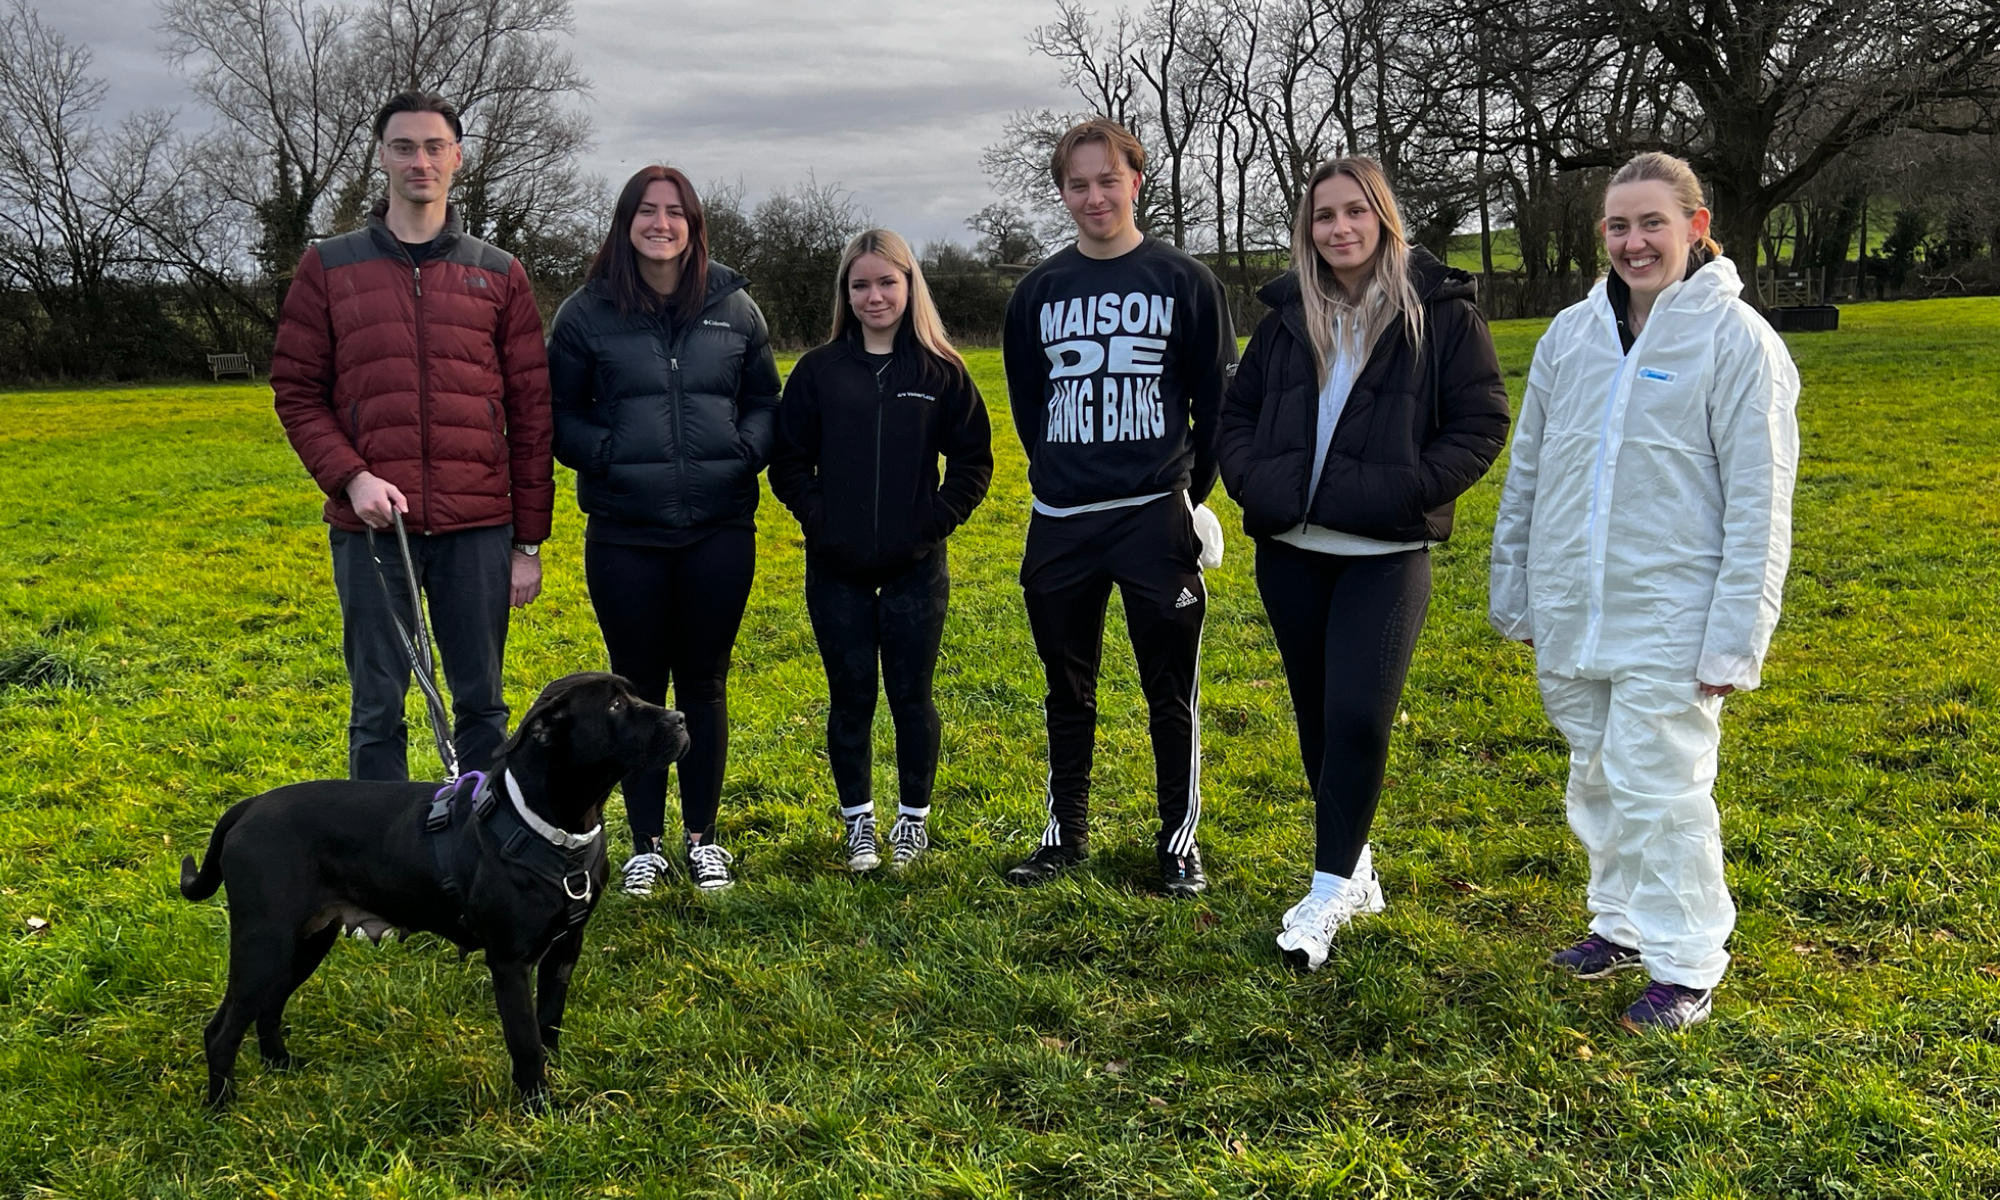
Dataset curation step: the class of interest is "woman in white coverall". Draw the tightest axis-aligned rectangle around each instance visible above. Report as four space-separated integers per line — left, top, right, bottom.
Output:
1489 152 1799 1032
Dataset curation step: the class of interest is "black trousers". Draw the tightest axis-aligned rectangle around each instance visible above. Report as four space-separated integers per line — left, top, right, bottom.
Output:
804 547 949 814
1020 495 1206 854
329 524 512 782
1254 539 1431 877
585 529 755 850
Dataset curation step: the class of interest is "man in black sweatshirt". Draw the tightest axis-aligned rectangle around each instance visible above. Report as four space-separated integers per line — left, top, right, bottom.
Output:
1000 118 1237 896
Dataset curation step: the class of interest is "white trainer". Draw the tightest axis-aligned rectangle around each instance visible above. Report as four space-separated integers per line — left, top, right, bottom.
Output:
1282 854 1385 929
1275 872 1385 972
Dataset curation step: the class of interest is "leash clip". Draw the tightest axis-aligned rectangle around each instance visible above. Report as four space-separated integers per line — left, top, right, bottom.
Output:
563 871 593 903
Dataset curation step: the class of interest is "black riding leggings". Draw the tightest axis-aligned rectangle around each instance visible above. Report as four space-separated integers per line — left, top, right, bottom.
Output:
804 547 949 814
1254 540 1431 877
585 529 755 851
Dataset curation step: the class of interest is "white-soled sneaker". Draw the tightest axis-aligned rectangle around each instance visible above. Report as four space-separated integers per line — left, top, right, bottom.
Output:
845 812 881 872
685 835 735 892
886 814 929 869
1275 874 1384 972
620 844 672 896
1282 852 1385 928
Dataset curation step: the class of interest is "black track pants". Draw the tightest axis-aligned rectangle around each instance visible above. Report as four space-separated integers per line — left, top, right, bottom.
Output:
1020 495 1206 853
804 547 950 814
585 530 755 850
1254 539 1431 877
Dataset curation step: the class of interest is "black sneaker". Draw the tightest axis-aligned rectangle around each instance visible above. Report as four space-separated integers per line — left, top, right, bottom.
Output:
1158 843 1207 898
684 832 734 892
1003 842 1087 887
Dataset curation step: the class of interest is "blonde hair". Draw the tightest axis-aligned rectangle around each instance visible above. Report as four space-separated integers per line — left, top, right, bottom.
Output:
1607 152 1724 257
828 229 967 376
1290 157 1424 382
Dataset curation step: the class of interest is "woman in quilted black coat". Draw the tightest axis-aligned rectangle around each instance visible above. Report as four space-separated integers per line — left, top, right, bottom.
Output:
547 165 782 895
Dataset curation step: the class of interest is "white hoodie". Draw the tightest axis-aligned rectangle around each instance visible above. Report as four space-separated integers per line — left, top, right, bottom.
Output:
1489 257 1801 689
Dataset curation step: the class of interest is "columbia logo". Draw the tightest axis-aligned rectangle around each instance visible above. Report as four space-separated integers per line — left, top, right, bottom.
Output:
1174 587 1199 609
702 319 732 328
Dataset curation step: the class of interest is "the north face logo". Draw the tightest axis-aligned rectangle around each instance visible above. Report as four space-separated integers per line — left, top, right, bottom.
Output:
1174 587 1199 609
466 276 487 288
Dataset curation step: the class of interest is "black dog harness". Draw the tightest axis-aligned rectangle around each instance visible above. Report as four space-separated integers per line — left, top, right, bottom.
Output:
426 771 605 934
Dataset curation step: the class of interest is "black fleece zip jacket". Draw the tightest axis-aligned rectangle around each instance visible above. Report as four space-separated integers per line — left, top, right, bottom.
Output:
1217 246 1510 542
769 329 993 584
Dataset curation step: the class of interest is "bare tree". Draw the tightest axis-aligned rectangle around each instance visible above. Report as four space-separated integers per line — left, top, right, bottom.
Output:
1592 0 2000 274
0 0 174 368
158 0 375 301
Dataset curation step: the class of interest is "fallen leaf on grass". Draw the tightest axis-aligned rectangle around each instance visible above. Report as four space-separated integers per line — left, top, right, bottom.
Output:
1194 911 1219 929
25 916 49 934
1147 1096 1168 1108
1102 1059 1128 1076
1229 1139 1249 1158
1978 964 2000 979
1444 879 1484 894
1038 1036 1069 1051
1576 1044 1593 1061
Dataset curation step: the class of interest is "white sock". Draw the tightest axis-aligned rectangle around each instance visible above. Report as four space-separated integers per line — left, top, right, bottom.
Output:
897 805 929 821
1310 870 1349 902
841 803 874 821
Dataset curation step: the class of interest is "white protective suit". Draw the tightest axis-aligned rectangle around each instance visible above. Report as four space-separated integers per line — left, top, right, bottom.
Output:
1489 255 1799 988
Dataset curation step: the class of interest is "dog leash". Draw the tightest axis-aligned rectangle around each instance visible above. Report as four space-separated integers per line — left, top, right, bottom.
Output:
364 510 461 783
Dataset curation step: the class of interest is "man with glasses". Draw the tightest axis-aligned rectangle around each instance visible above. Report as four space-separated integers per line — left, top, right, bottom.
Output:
272 91 553 781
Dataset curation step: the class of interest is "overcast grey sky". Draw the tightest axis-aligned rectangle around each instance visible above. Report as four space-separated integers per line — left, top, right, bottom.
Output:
40 0 1079 246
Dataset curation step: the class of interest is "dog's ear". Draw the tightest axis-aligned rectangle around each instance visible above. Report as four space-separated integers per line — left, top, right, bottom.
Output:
526 702 573 747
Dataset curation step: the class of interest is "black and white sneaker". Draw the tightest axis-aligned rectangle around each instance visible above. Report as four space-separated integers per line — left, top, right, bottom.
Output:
1158 843 1207 898
1003 841 1087 887
621 839 672 896
684 833 735 892
844 812 881 872
886 814 929 869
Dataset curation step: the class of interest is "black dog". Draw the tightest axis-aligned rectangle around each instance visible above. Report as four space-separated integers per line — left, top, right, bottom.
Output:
179 672 686 1108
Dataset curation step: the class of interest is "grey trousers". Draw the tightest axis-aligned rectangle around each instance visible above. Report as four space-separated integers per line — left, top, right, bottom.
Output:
328 523 512 781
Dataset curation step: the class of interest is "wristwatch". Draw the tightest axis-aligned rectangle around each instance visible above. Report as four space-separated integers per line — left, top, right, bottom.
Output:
512 542 540 557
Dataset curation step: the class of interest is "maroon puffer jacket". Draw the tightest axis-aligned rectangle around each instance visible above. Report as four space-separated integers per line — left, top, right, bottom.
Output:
271 202 554 542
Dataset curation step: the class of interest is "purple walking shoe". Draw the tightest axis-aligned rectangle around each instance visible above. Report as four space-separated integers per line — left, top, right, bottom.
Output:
1549 932 1643 980
1619 979 1714 1032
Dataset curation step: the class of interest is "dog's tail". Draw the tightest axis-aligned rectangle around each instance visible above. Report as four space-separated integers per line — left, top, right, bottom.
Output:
179 798 256 901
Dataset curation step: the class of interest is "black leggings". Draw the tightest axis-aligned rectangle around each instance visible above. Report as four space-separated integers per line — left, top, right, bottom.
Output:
585 530 755 850
1254 540 1431 877
804 548 949 814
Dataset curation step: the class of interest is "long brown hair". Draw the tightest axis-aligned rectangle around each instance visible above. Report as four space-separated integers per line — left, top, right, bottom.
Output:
1289 157 1424 383
589 165 711 322
1606 152 1724 258
828 229 966 379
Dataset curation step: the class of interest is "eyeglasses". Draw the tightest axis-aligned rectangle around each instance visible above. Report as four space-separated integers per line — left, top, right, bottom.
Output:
384 139 458 161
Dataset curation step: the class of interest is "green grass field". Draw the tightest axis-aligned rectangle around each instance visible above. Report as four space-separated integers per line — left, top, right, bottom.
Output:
1 299 1996 1198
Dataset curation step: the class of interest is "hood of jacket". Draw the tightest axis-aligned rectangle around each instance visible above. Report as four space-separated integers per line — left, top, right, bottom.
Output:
1589 252 1743 328
1255 244 1476 318
580 259 750 314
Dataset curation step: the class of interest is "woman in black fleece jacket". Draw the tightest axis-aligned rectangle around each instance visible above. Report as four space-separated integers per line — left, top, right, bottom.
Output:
1217 158 1508 972
769 229 993 872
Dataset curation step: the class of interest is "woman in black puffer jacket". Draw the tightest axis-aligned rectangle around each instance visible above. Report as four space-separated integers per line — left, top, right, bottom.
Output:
1217 157 1509 972
769 229 992 873
547 165 781 896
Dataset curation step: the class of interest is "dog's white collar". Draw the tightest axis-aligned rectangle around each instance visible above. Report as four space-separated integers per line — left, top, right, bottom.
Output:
503 770 603 851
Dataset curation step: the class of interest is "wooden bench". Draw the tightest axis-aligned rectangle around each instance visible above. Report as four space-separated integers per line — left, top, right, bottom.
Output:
207 353 255 380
